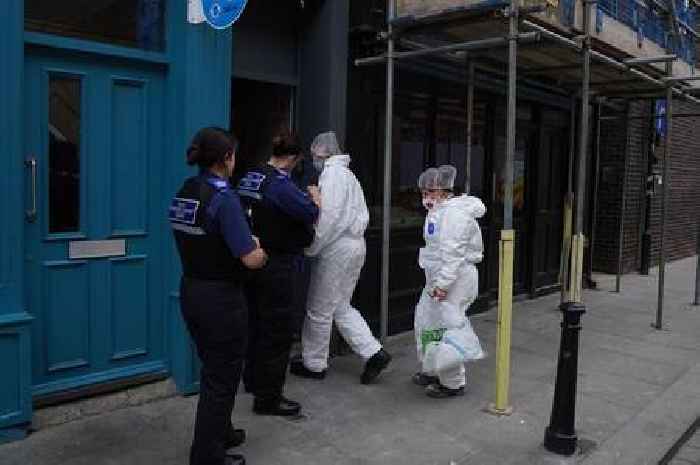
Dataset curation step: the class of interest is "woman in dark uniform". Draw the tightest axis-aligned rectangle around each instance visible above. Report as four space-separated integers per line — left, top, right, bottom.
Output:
169 127 267 465
237 131 320 417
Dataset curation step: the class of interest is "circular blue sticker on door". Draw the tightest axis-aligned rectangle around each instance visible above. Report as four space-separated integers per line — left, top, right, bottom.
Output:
201 0 248 29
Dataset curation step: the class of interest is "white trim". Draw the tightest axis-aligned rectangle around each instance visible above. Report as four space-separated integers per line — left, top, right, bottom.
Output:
187 0 205 24
171 223 206 236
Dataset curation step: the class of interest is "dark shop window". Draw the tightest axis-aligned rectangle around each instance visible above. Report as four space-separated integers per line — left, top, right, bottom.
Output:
25 0 166 52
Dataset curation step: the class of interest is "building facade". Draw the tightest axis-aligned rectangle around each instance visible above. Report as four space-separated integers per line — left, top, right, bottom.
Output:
1 0 698 441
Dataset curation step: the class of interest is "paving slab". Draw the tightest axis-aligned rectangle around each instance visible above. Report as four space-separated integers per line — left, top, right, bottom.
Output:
0 257 698 465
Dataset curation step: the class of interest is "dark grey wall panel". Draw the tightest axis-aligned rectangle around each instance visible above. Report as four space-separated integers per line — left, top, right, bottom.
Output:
298 0 349 148
232 0 299 85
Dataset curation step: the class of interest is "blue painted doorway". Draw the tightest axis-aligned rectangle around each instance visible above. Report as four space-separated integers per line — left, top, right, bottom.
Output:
23 48 169 398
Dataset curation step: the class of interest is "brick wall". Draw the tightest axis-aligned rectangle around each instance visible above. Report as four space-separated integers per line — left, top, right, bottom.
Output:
650 100 700 264
622 101 650 273
593 99 700 274
592 103 632 273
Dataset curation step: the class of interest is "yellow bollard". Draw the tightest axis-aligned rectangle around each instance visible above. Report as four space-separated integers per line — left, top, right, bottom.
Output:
569 233 585 303
488 229 514 416
559 194 574 302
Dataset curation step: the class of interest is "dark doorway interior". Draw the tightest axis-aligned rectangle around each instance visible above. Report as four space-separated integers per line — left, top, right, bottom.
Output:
230 78 294 181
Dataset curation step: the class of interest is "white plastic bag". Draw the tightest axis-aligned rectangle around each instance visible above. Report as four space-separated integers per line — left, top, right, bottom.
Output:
416 291 485 374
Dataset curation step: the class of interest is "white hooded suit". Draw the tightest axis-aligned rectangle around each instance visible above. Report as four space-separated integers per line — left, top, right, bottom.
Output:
415 194 486 389
301 154 381 372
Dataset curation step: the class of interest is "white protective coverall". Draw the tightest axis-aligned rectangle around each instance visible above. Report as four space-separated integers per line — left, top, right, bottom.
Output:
415 194 486 389
301 135 381 372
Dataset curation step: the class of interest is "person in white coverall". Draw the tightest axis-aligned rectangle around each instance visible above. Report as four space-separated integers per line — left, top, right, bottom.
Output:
289 131 392 384
414 165 486 398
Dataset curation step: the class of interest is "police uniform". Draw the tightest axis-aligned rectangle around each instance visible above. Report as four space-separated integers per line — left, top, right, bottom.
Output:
170 172 254 465
238 164 319 409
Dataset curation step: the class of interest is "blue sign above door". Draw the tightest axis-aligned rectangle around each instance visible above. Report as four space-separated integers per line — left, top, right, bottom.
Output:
201 0 248 29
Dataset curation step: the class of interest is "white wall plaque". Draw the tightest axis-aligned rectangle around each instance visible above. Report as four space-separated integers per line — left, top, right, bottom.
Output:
188 0 205 23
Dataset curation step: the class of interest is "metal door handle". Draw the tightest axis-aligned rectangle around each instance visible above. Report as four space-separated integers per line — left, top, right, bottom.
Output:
26 157 37 222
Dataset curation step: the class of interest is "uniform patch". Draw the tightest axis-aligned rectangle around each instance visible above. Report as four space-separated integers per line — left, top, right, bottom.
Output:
169 198 199 225
237 172 266 200
427 223 436 235
207 178 229 191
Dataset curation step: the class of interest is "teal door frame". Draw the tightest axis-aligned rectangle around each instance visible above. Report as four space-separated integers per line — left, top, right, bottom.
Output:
0 0 233 441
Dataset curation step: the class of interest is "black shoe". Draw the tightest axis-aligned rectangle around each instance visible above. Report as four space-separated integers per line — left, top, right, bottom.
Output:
253 396 301 416
412 372 440 387
224 452 246 465
361 349 392 384
225 428 246 449
425 383 465 399
290 359 327 380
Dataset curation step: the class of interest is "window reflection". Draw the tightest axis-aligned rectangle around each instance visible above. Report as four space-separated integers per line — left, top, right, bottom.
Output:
49 77 81 234
25 0 166 52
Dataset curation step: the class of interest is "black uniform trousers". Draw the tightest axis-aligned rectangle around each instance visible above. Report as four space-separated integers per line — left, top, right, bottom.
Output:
243 254 297 401
180 277 248 465
291 256 312 340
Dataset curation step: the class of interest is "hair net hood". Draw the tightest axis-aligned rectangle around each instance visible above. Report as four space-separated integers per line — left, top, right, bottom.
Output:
311 131 343 159
446 194 487 220
418 165 457 191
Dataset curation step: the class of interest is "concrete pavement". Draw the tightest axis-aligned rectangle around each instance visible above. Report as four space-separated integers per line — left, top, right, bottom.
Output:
1 257 699 465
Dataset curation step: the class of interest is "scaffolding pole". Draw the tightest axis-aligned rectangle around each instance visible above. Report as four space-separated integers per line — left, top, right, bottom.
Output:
354 33 540 66
489 0 518 417
616 103 631 293
655 59 673 330
561 96 577 304
522 20 700 106
588 99 602 289
380 0 395 342
465 61 475 193
570 1 593 303
694 223 699 306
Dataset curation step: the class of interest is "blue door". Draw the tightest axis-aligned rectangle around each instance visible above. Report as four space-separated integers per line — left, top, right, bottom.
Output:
24 49 168 397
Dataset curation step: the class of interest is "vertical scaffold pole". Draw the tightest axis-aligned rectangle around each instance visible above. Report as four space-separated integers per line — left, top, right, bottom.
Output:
380 0 395 342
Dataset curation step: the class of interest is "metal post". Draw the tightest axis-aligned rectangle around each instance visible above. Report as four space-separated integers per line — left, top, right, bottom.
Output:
544 302 586 456
544 0 593 456
489 0 518 417
616 104 631 293
380 0 395 342
694 225 699 306
641 100 655 276
588 99 602 289
465 61 475 193
561 97 577 304
655 60 673 330
575 2 592 279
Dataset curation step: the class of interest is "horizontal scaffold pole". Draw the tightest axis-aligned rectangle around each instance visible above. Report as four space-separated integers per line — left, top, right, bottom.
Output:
521 20 700 106
354 32 540 66
623 55 678 65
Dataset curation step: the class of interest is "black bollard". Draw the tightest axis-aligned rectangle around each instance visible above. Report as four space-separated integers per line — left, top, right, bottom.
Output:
544 301 586 456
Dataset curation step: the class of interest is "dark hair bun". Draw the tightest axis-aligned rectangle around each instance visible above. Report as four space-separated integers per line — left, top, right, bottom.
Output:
186 144 200 166
185 127 239 169
272 130 302 157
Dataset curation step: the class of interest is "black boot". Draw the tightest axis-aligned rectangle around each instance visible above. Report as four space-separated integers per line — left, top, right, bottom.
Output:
253 396 301 416
412 372 439 387
224 452 246 465
425 383 465 399
225 427 246 449
361 349 392 384
290 359 327 380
